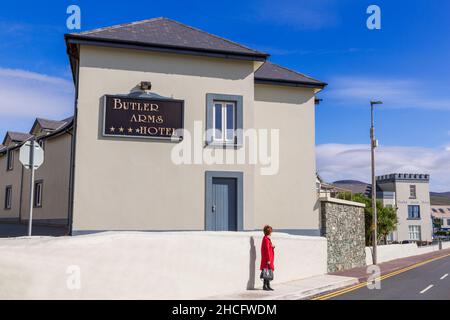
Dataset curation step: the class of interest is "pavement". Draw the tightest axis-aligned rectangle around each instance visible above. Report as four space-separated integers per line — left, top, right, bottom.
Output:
313 248 450 300
0 222 68 237
206 275 358 300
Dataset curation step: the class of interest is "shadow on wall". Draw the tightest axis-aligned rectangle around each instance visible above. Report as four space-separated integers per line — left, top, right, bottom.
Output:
247 236 256 290
81 47 254 81
254 84 314 105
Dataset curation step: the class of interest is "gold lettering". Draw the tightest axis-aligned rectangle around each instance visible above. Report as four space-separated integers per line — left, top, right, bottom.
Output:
113 98 122 109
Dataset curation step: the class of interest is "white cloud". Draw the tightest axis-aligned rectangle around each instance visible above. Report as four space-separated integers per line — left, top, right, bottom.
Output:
327 76 450 110
0 67 73 118
316 143 450 192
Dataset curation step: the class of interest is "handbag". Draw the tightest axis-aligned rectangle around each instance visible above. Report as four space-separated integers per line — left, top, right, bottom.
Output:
260 268 274 281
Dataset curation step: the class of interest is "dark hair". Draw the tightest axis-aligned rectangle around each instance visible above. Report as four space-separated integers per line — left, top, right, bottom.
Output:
263 225 273 236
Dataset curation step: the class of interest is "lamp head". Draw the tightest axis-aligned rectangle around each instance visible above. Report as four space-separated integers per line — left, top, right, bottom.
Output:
370 100 383 106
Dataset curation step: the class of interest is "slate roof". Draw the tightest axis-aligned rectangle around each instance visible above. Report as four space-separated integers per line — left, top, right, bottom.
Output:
255 62 326 88
66 17 268 60
3 131 33 145
32 118 68 133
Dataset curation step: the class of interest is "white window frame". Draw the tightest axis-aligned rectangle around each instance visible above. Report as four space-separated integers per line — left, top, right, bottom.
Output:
212 101 236 144
34 181 43 208
6 149 13 171
408 225 421 241
4 185 12 210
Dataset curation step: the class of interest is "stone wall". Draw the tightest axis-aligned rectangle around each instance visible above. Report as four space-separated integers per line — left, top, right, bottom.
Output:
320 197 366 272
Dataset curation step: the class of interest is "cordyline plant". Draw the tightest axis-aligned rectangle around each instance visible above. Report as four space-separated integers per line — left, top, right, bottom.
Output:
350 193 398 246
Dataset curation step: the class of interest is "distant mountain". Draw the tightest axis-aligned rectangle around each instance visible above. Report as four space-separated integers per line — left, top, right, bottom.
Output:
332 180 371 197
430 192 450 205
333 181 450 205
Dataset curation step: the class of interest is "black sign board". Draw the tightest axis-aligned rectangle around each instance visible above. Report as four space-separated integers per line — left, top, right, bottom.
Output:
102 95 184 141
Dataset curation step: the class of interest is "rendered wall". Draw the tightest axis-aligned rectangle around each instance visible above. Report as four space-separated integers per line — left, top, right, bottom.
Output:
365 242 450 265
20 134 72 225
72 45 319 233
0 149 23 220
253 84 318 233
0 231 327 299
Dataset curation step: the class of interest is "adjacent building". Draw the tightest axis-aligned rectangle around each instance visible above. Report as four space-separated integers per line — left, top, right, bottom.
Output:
333 174 433 243
1 17 327 236
376 174 433 242
431 206 450 232
0 118 73 230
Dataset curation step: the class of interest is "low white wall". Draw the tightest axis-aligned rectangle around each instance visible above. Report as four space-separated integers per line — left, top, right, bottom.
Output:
365 241 450 265
0 231 327 299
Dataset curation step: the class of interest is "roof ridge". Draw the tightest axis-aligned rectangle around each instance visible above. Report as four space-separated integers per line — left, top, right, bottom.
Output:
163 18 266 55
264 61 322 83
75 17 166 36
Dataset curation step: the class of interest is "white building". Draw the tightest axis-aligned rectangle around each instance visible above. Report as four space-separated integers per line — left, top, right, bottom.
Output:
377 174 433 242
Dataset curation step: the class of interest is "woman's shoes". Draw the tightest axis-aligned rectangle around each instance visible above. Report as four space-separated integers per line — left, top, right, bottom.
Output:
263 281 274 291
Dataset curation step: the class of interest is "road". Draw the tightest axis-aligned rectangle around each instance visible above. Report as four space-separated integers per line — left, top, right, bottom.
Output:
327 254 450 300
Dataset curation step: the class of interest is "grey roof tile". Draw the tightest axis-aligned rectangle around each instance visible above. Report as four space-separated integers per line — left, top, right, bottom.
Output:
36 118 67 131
6 131 33 143
255 62 326 88
67 17 268 59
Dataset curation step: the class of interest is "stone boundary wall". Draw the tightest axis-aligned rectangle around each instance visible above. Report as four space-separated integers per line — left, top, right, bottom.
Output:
320 196 366 272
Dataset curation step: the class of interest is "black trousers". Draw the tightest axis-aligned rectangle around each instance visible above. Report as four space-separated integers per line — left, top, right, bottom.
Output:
263 279 271 287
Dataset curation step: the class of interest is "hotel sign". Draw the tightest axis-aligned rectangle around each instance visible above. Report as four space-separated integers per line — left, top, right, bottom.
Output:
102 95 184 141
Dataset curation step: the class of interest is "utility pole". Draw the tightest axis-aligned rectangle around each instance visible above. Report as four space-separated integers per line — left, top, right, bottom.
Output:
371 100 382 265
19 137 44 237
27 139 35 237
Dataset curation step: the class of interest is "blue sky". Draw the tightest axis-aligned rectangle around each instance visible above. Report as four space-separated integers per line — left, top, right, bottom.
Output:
0 0 449 190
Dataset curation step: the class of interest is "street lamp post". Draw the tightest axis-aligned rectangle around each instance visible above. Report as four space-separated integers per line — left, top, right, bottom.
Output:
371 100 382 265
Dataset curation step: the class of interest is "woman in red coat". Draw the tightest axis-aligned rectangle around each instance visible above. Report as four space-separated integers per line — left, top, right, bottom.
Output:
260 225 275 291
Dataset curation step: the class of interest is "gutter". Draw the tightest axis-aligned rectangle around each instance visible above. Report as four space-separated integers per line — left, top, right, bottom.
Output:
254 78 328 90
67 48 80 236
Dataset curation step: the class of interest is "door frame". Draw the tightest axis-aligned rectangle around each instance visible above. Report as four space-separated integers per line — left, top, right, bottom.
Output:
205 171 243 231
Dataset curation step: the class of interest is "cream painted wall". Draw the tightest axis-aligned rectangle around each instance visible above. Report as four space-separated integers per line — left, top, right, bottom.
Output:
0 149 24 219
253 84 319 232
20 134 72 224
72 45 319 233
73 46 259 231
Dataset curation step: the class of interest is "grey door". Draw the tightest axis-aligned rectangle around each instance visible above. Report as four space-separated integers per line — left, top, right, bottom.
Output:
207 178 237 231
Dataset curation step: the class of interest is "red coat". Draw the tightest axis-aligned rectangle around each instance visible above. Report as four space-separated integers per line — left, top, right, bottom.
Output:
260 235 275 270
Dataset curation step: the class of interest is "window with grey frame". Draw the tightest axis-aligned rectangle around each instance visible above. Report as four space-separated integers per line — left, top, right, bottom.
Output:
408 205 420 219
4 185 12 210
206 93 243 146
6 149 13 171
34 180 43 208
409 185 416 199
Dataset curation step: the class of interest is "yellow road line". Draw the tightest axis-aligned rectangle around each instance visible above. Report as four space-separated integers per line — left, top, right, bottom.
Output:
312 253 450 300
